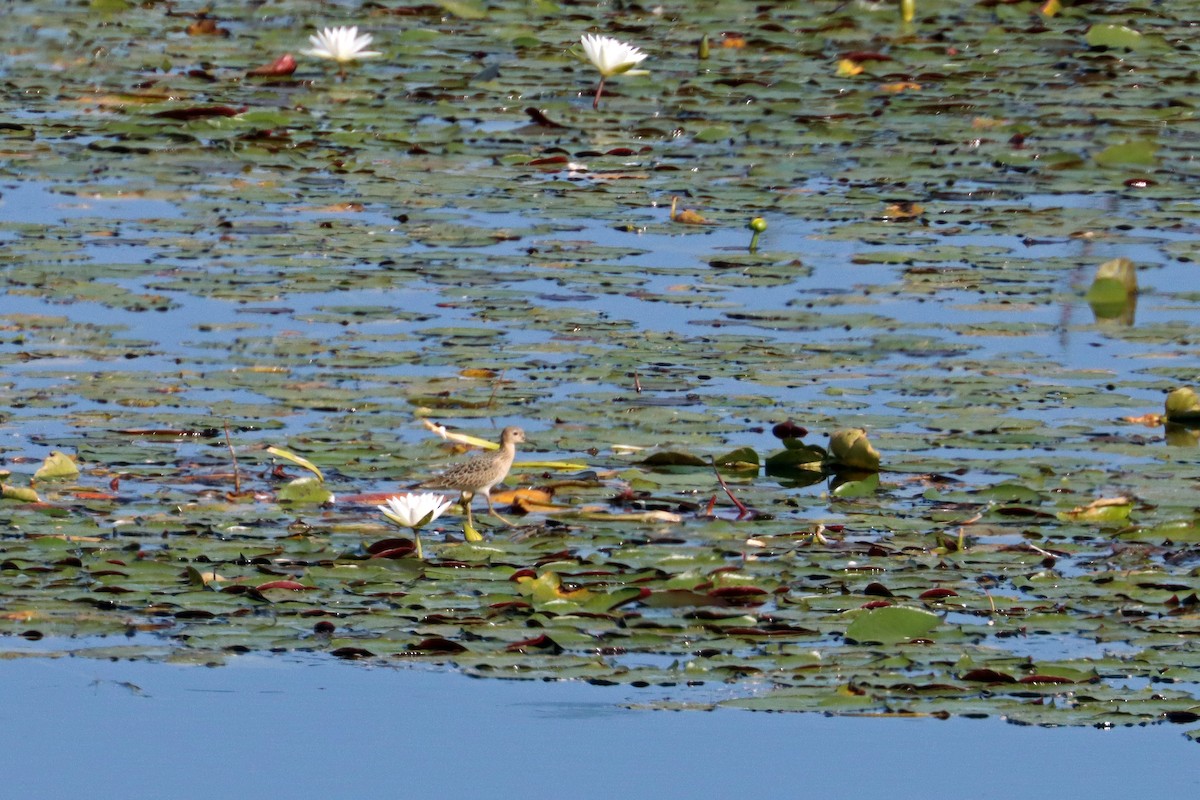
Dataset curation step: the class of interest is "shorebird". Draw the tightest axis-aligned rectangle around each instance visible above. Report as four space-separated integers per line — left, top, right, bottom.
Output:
419 426 526 529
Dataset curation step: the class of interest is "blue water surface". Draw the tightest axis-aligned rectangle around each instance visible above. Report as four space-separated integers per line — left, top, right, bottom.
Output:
0 654 1195 799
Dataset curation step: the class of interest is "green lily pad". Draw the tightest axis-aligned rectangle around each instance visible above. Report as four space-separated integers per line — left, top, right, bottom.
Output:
714 447 760 471
639 452 709 468
1 0 1200 733
1095 139 1158 167
844 606 941 645
765 443 827 473
277 476 334 505
1085 24 1144 50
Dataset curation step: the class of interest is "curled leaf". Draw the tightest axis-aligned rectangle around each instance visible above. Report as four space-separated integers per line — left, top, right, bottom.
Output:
421 420 498 450
267 446 325 481
1087 257 1138 319
1 483 42 503
714 447 760 471
247 54 298 77
463 518 484 542
836 59 864 77
34 451 80 481
880 202 924 220
670 196 710 225
764 444 827 476
828 428 881 472
1165 387 1200 422
1093 257 1138 294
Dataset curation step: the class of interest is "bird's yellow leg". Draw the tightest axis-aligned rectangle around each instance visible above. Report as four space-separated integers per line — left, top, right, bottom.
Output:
485 494 514 527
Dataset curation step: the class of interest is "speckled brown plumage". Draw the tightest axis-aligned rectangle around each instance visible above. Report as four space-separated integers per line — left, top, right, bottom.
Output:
419 426 525 527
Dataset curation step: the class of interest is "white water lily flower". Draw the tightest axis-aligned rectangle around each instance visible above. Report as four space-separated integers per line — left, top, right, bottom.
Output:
580 33 648 78
379 492 453 529
580 33 649 109
303 26 381 73
379 492 453 560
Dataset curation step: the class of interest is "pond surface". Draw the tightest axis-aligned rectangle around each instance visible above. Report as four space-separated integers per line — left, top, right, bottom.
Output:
2 653 1197 800
2 0 1200 779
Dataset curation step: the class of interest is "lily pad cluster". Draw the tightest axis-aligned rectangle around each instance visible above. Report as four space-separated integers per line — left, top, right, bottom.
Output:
0 0 1199 736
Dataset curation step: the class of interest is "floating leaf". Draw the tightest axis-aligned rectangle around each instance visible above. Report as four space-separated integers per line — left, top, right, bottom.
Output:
878 82 921 94
1085 24 1144 50
438 0 488 19
830 470 880 497
1057 497 1133 523
495 488 568 513
3 0 1200 730
186 18 227 36
1091 257 1137 295
827 428 880 472
880 202 923 220
640 452 708 468
836 59 864 77
276 476 333 504
1086 257 1138 320
845 606 940 645
670 197 711 225
573 509 684 524
184 566 224 586
516 571 591 606
961 668 1017 684
1166 387 1200 422
246 54 297 77
774 422 809 444
255 580 312 591
1095 139 1157 167
765 444 827 473
714 447 760 471
422 421 499 450
0 484 41 503
34 451 79 481
462 518 484 542
151 106 241 121
266 446 325 482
